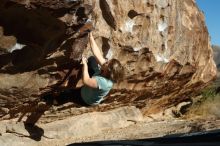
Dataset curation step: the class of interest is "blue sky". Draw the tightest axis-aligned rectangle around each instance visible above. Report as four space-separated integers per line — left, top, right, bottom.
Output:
196 0 220 46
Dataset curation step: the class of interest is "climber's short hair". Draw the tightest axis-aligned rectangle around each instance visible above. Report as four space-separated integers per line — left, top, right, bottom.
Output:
101 59 125 83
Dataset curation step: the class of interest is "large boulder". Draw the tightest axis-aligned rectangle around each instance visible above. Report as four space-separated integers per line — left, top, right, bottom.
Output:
0 0 216 123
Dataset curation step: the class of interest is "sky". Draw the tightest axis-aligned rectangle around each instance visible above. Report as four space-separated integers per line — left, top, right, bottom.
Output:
196 0 220 46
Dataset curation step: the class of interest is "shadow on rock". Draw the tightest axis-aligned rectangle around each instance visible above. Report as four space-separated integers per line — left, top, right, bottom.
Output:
24 123 44 141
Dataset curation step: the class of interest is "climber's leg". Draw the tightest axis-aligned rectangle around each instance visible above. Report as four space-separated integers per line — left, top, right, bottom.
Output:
87 56 101 77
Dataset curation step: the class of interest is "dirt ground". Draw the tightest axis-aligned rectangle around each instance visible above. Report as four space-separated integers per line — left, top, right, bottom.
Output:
1 106 219 146
40 118 220 146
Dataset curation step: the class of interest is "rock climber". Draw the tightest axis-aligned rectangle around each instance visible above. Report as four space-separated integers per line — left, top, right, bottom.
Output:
80 32 125 105
43 32 124 106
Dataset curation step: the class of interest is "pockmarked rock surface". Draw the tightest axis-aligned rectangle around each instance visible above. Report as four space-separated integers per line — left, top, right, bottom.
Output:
0 0 217 137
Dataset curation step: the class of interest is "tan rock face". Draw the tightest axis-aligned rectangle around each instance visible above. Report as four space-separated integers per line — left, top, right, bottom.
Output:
0 0 216 122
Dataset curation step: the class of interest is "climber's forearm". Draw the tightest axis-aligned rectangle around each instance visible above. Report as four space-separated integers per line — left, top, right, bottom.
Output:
89 33 106 65
82 64 98 88
82 63 89 83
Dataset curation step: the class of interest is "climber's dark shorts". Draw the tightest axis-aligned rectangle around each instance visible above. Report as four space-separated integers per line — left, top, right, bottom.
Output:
55 87 88 106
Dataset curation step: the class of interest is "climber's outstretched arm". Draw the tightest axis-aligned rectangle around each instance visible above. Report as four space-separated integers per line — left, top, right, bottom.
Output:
82 56 98 88
89 33 106 66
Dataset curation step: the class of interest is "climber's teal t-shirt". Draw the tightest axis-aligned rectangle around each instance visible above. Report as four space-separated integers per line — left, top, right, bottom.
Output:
81 76 113 105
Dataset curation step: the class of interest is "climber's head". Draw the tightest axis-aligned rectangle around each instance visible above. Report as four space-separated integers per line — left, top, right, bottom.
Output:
101 59 125 82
